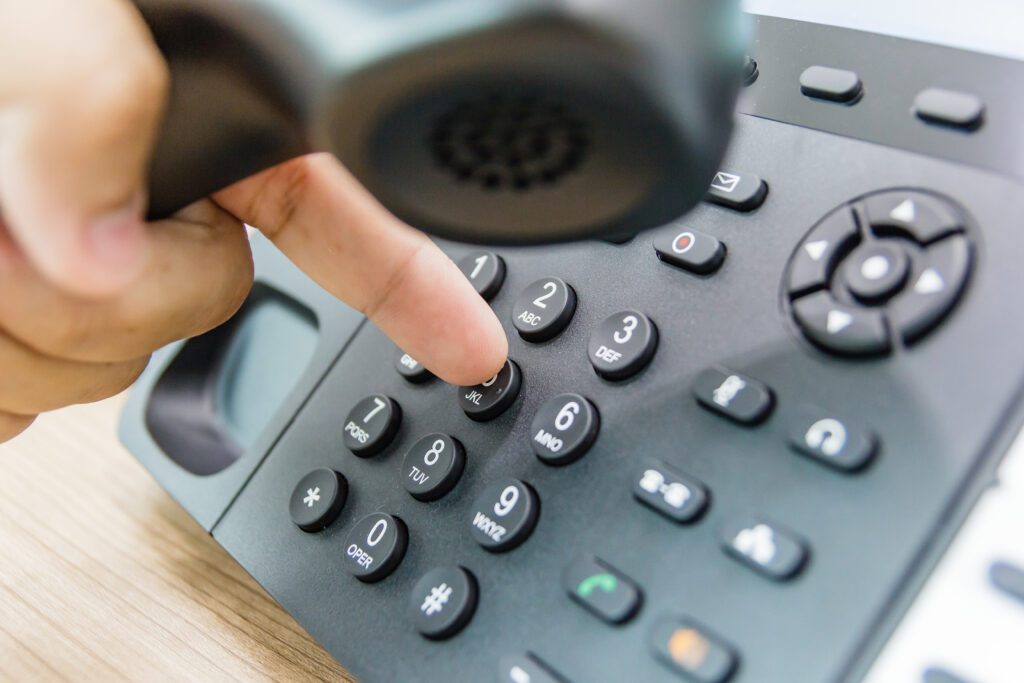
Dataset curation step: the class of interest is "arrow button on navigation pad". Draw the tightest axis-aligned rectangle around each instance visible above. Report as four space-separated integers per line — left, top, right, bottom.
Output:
792 291 891 356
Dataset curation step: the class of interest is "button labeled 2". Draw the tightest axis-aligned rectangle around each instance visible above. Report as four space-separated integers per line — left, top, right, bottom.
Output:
512 277 577 342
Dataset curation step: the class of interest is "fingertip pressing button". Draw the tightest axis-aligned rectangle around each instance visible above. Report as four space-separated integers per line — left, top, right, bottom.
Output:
458 359 522 421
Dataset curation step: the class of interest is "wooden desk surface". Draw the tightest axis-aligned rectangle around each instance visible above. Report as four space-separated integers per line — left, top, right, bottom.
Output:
0 396 354 682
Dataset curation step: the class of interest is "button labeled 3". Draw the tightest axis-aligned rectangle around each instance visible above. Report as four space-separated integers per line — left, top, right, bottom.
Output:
588 310 658 381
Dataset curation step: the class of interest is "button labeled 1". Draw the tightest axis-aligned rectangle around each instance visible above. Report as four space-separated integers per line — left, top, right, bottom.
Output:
457 250 505 301
342 512 408 582
468 479 539 552
530 393 600 466
512 277 577 342
401 433 466 501
588 310 658 381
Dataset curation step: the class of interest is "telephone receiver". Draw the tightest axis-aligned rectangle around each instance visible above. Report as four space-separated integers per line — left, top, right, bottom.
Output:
135 0 746 245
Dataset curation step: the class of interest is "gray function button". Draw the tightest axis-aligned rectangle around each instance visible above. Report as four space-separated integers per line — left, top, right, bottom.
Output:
914 87 984 130
889 235 972 344
457 250 505 301
289 468 348 532
787 207 861 297
499 653 568 683
343 395 402 457
401 433 466 501
468 478 539 552
634 461 708 523
395 350 433 383
840 241 911 303
512 277 577 342
342 512 408 582
799 65 862 103
705 170 767 211
458 359 522 421
864 191 964 245
721 518 807 580
989 561 1024 605
530 393 600 466
742 55 758 86
588 310 658 381
692 366 773 425
650 615 738 683
410 566 478 640
563 555 642 624
788 411 878 472
654 228 726 275
792 291 892 356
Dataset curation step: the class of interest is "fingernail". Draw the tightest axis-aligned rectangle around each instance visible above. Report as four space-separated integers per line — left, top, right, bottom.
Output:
83 194 148 281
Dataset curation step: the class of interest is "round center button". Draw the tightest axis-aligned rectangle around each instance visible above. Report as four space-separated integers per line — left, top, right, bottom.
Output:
289 468 348 532
530 393 600 466
457 250 506 301
588 310 658 380
342 512 409 582
410 566 479 640
343 395 402 457
468 478 539 552
458 359 522 421
402 434 466 501
841 241 910 303
512 277 577 342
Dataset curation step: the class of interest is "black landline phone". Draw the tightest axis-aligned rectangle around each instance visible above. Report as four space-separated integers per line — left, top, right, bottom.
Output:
122 3 1024 681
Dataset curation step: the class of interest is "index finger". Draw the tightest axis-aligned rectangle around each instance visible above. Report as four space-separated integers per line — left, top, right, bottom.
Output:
213 154 508 387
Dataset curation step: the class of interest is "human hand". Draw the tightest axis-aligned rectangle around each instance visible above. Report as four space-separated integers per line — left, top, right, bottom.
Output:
0 0 508 442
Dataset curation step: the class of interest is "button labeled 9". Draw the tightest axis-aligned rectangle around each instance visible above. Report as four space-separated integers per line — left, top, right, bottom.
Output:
531 393 600 466
512 277 577 342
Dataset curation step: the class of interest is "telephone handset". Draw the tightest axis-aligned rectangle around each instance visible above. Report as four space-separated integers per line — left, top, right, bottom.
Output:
134 0 745 244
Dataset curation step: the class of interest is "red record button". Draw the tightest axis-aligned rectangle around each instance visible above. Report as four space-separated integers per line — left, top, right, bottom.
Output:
654 229 726 275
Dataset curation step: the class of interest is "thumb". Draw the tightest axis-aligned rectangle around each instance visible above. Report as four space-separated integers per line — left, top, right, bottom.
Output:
0 0 168 297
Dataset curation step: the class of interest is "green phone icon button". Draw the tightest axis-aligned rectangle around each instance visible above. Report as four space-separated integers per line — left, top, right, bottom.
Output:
577 572 618 598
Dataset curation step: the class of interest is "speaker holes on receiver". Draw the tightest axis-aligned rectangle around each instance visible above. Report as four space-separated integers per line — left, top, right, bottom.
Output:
429 93 591 192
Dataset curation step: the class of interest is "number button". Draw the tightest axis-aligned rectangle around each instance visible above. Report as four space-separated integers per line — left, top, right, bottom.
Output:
588 310 658 381
457 250 506 301
342 512 409 582
401 434 467 501
458 359 522 421
289 468 348 532
395 350 433 384
530 393 600 466
343 395 402 457
468 479 539 552
511 277 577 342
